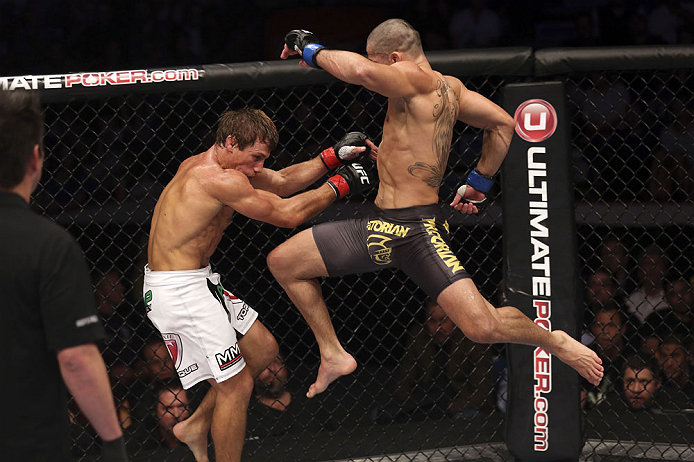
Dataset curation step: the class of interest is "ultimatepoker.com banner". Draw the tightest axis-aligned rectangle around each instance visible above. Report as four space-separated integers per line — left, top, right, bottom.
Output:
1 68 200 91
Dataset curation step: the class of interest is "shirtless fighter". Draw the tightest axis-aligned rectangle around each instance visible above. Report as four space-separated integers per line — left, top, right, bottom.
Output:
144 108 376 462
269 19 604 399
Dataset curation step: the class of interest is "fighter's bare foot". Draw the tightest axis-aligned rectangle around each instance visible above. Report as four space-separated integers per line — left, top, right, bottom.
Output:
552 330 604 386
307 352 357 398
173 418 209 462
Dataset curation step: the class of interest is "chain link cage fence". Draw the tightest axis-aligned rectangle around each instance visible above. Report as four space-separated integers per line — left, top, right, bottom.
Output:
10 46 693 461
564 65 694 460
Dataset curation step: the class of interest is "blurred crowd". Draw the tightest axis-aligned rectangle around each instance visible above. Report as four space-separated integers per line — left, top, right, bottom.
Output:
1 0 692 76
375 237 693 425
580 239 693 413
67 264 293 456
86 237 692 445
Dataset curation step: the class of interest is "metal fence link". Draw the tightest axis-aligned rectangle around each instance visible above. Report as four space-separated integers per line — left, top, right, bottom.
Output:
567 68 694 458
32 59 693 460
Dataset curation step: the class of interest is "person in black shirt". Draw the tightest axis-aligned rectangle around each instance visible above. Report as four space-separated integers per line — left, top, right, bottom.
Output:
0 89 128 462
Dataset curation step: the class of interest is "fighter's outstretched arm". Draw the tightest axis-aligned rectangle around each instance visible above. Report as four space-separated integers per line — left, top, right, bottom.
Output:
315 50 432 99
211 163 375 228
250 156 328 197
216 170 336 227
251 135 377 197
281 42 431 99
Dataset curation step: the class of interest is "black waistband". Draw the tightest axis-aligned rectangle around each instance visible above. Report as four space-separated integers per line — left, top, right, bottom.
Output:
369 202 447 221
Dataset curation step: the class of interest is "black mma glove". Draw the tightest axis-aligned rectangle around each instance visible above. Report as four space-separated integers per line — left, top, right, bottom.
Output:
326 162 375 199
320 132 370 170
100 436 129 462
456 168 494 215
284 29 324 68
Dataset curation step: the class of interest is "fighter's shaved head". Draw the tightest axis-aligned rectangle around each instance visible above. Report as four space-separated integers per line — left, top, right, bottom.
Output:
367 19 423 58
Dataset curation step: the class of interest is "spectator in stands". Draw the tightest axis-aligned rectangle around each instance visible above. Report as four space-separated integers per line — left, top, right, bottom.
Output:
625 246 668 324
586 269 621 312
640 278 693 354
656 334 694 410
139 336 176 383
244 354 295 440
377 298 495 422
585 353 664 441
154 380 192 449
621 353 662 411
584 306 636 407
119 336 179 432
646 0 694 44
124 378 192 451
254 354 292 412
582 268 622 344
94 268 148 388
448 0 502 49
598 235 633 294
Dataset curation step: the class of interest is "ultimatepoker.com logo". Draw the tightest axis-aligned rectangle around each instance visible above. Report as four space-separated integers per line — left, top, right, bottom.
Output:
514 99 558 143
0 68 200 90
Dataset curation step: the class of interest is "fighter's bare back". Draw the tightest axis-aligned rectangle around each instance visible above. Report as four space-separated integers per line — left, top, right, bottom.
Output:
373 70 462 210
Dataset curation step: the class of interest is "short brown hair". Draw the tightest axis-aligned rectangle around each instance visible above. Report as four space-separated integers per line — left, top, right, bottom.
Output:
623 352 661 379
367 19 423 57
215 108 279 151
0 89 44 188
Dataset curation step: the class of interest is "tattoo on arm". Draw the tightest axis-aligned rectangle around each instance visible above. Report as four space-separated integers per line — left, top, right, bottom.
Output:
408 79 459 188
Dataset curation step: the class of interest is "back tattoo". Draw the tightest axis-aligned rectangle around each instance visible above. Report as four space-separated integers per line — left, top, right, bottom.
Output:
407 78 459 188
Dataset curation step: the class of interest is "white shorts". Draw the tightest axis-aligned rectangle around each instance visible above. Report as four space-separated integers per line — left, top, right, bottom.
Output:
143 265 258 389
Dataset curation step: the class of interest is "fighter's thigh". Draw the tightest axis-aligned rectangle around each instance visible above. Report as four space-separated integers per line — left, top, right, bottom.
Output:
268 228 329 279
436 278 499 342
237 320 279 378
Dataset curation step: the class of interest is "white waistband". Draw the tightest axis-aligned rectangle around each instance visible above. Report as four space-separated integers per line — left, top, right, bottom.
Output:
143 264 213 286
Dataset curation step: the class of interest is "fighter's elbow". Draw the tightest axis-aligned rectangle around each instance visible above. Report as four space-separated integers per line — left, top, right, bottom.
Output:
502 114 515 134
486 115 515 145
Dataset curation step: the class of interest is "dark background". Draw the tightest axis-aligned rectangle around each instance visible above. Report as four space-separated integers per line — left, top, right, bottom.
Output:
2 0 692 77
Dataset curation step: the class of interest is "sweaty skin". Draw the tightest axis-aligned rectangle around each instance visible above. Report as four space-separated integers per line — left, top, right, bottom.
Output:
147 134 370 461
375 72 460 208
277 38 604 396
148 138 340 271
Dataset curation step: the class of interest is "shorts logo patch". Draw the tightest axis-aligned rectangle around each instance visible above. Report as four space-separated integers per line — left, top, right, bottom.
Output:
236 303 249 321
162 333 183 369
367 234 393 265
215 344 242 371
422 218 465 274
144 290 153 313
207 278 231 321
367 219 411 237
178 363 199 378
222 289 238 301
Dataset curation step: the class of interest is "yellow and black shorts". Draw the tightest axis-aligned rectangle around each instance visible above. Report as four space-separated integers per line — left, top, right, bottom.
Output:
312 203 471 299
